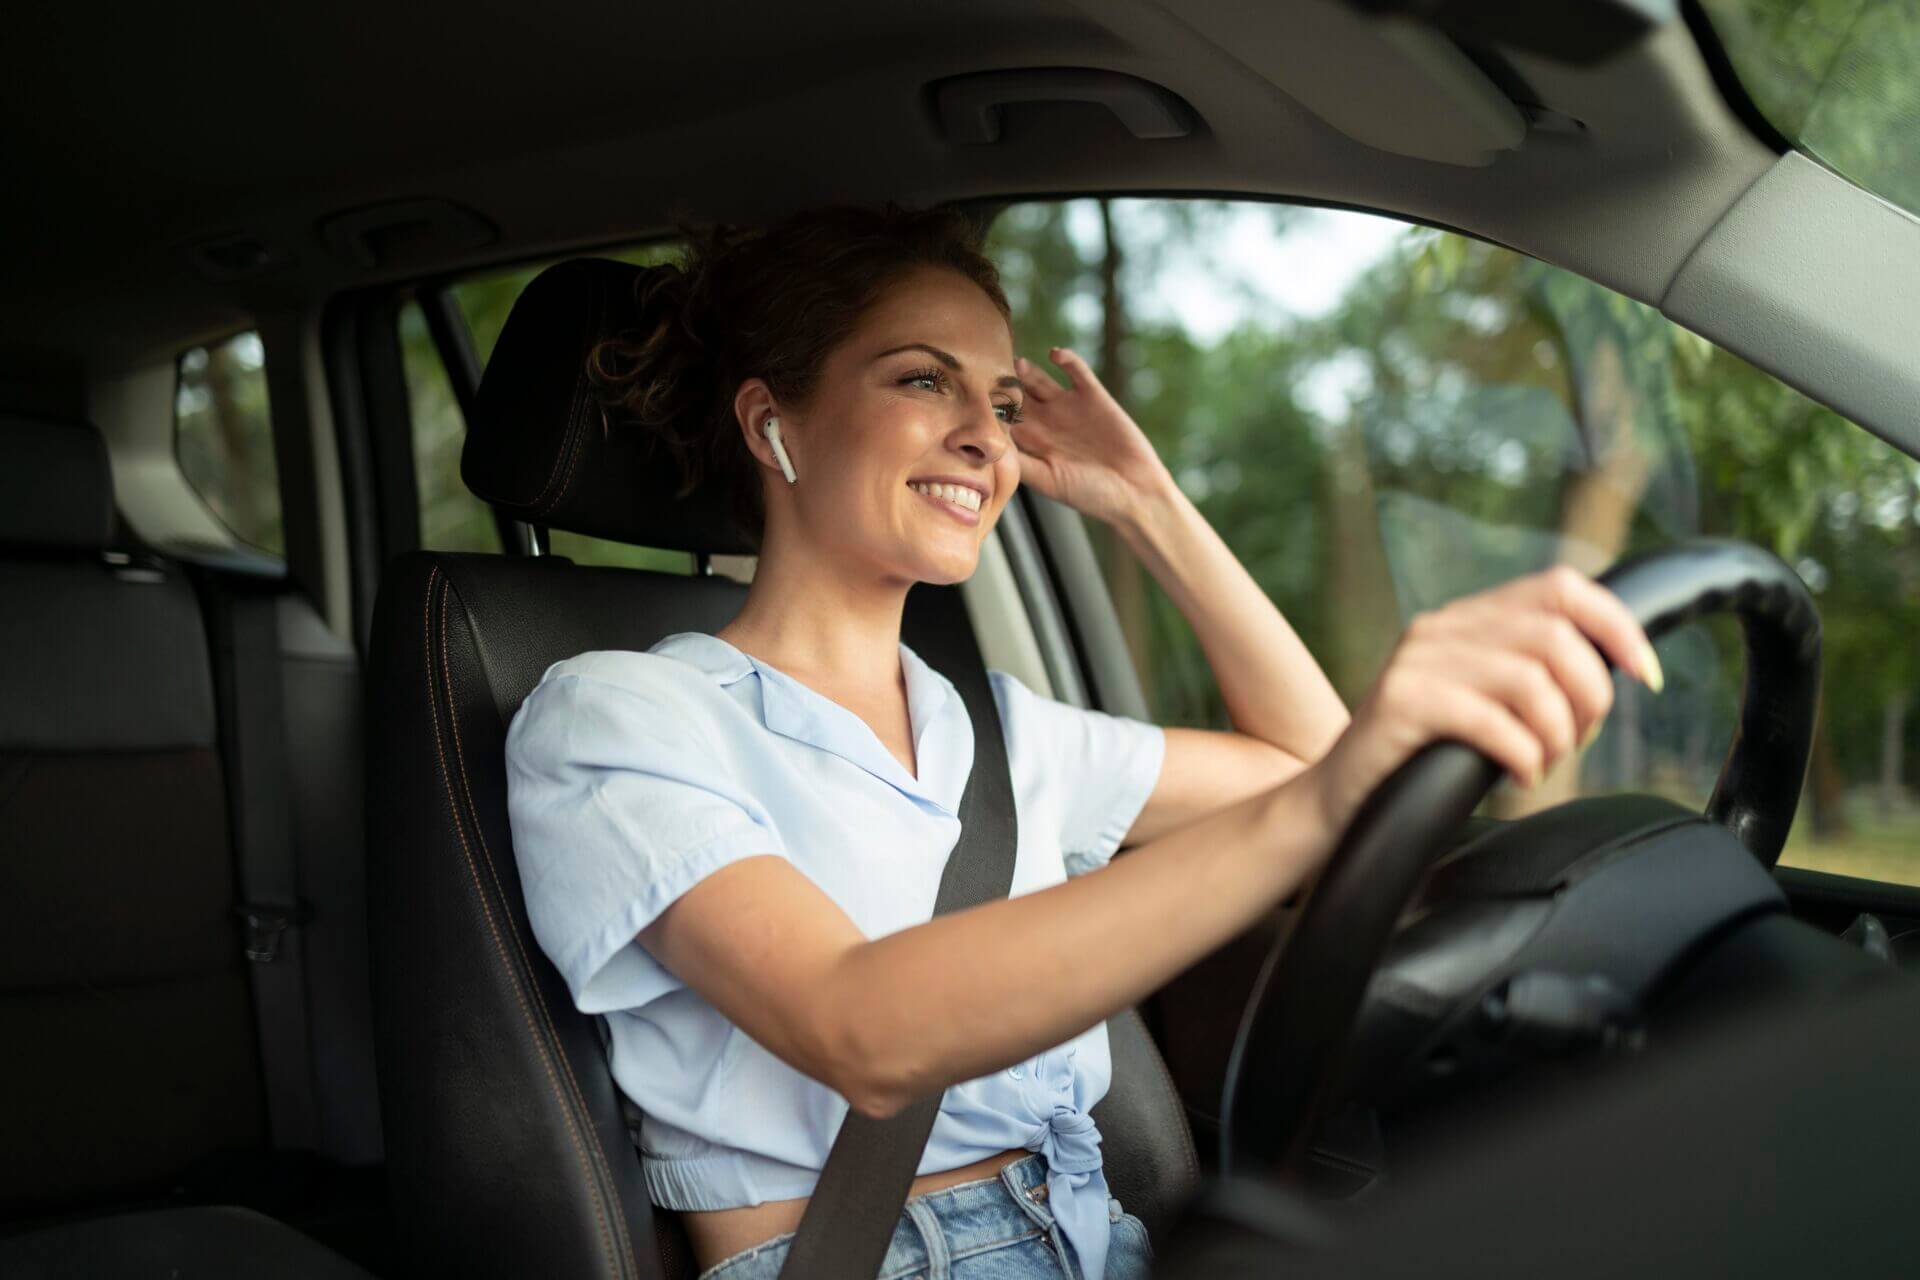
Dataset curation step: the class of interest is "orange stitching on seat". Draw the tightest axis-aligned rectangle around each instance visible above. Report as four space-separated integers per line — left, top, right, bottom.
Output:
524 284 597 515
437 568 641 1280
420 566 625 1279
539 388 590 519
529 376 587 521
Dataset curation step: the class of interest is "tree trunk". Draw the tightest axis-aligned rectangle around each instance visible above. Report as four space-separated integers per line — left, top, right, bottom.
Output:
1094 200 1154 706
1322 423 1400 702
1808 710 1851 839
206 343 266 541
1881 693 1908 819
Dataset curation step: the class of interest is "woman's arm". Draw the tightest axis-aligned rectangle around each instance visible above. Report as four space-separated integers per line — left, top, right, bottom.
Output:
643 564 1659 1120
642 761 1330 1121
1011 348 1349 846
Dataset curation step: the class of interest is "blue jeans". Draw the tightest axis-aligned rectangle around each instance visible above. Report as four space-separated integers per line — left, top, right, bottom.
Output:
695 1154 1154 1280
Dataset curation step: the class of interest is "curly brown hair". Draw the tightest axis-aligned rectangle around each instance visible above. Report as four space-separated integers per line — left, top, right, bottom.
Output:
586 204 1012 549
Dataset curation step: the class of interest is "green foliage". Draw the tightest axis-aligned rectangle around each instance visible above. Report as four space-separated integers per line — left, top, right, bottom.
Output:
399 302 499 554
393 195 1920 876
1702 0 1920 215
175 332 284 555
991 198 1920 859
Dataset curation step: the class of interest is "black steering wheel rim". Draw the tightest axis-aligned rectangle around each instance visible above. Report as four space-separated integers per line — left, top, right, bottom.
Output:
1218 538 1821 1180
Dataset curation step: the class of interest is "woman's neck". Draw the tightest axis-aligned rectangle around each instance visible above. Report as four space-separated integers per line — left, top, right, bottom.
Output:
716 530 912 690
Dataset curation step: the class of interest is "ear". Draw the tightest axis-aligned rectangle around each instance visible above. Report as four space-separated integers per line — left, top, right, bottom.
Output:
733 377 786 475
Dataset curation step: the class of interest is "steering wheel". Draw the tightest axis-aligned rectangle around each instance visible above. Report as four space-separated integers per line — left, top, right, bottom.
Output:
1217 538 1821 1178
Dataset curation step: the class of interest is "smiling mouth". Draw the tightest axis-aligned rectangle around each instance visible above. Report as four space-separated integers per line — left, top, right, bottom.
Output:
907 481 984 514
907 481 984 524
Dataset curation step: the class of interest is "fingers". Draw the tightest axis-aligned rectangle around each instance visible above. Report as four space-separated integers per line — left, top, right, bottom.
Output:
1013 355 1061 402
1377 664 1547 789
1018 346 1097 394
1531 565 1662 692
1334 563 1661 821
1422 610 1615 748
1394 563 1655 788
1048 345 1091 391
1452 643 1585 768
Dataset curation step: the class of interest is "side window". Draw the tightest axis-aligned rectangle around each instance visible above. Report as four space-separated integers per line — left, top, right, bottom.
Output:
445 242 703 574
175 330 283 556
988 198 1920 887
399 301 502 553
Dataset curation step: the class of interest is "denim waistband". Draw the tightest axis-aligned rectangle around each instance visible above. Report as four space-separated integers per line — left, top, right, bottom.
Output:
697 1153 1122 1280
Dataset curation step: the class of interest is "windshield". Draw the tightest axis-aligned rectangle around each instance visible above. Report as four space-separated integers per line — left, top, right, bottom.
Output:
1698 0 1920 215
987 198 1920 885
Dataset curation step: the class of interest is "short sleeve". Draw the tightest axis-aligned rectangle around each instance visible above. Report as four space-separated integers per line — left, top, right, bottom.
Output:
504 665 788 1014
988 669 1166 876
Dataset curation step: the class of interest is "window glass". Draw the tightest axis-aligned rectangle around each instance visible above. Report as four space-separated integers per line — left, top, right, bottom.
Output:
1698 0 1920 216
988 198 1920 885
400 300 501 553
444 239 706 571
175 330 283 556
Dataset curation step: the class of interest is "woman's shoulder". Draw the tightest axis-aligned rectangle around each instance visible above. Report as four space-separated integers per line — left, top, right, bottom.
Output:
983 665 1069 731
527 649 688 703
512 646 747 750
538 647 688 691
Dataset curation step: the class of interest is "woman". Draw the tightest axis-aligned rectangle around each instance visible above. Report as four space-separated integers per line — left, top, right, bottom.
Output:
504 205 1659 1280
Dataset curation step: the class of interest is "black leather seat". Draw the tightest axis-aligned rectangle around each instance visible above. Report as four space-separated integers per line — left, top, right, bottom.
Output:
365 258 1199 1278
0 415 376 1276
0 416 267 1215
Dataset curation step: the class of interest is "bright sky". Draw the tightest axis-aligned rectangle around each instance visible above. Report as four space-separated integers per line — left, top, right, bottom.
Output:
1062 199 1413 342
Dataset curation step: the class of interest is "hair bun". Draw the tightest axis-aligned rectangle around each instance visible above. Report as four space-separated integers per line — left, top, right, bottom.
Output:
582 204 1008 550
592 263 710 409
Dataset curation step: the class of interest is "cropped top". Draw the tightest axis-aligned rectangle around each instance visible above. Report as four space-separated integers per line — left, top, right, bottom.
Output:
504 631 1166 1280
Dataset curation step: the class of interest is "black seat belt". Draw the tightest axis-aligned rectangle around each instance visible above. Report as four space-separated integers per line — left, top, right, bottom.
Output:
200 573 320 1151
778 585 1020 1280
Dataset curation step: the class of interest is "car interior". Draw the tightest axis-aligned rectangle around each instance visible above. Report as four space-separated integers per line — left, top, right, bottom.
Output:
7 1 1920 1276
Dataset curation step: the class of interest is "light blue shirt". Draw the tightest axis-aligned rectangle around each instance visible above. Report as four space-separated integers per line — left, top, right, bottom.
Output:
504 630 1166 1280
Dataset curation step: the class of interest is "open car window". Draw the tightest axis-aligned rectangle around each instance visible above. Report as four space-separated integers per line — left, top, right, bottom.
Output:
987 197 1920 888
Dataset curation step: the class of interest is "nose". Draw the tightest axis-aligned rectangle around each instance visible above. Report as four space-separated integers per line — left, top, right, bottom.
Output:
948 394 1011 465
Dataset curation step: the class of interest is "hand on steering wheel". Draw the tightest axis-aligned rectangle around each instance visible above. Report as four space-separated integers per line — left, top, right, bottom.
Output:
1307 565 1662 838
1221 540 1820 1182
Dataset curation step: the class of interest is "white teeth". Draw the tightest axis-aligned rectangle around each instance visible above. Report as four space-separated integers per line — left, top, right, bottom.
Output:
910 481 982 512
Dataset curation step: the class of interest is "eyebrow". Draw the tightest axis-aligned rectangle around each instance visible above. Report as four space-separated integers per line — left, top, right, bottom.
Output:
874 342 1023 390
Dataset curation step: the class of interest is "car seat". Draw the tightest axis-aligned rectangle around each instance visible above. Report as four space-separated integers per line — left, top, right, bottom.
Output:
363 258 1199 1278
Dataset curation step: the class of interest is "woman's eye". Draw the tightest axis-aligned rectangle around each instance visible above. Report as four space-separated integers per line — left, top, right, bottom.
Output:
902 367 947 392
996 402 1025 424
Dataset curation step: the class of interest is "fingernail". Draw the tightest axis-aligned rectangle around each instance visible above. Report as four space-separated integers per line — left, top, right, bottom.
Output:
1640 642 1665 694
1581 723 1602 751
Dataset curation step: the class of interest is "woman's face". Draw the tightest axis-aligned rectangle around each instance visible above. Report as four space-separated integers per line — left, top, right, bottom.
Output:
762 267 1024 587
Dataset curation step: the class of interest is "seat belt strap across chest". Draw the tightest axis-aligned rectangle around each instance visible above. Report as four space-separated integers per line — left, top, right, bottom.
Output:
777 585 1020 1280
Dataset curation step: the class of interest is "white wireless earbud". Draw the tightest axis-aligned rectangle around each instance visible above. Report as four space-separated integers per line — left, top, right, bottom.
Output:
763 417 797 485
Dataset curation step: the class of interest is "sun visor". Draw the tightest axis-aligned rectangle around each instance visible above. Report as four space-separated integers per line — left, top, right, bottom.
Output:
1165 0 1527 166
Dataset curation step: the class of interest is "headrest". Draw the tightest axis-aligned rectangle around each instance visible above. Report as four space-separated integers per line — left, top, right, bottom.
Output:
462 257 755 555
0 416 114 552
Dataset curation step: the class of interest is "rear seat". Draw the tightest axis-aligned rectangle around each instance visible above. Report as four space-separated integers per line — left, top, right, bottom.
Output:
0 415 378 1271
